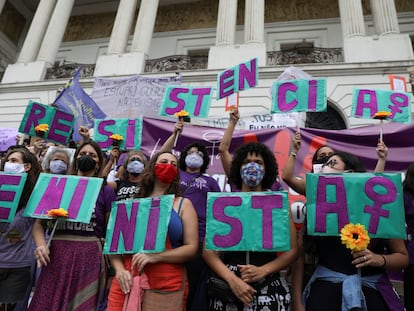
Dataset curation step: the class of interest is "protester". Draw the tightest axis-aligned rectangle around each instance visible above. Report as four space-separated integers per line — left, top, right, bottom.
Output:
203 140 298 310
403 163 414 311
41 146 73 174
29 140 116 310
107 151 198 310
106 150 147 200
300 151 408 311
0 148 42 310
160 122 221 310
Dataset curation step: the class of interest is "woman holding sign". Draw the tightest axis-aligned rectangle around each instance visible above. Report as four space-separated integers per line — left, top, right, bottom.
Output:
30 140 117 311
0 148 41 310
108 151 198 310
203 140 298 310
301 152 408 311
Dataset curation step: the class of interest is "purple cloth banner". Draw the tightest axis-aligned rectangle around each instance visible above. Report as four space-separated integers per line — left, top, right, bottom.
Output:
141 118 413 177
54 67 107 142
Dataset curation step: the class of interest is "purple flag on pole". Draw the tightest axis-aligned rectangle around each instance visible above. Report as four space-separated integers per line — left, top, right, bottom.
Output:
54 67 107 142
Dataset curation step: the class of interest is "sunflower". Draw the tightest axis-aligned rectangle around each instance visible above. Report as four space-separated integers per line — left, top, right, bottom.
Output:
46 208 69 218
174 110 189 118
109 133 124 141
340 223 370 251
373 111 391 120
34 123 49 133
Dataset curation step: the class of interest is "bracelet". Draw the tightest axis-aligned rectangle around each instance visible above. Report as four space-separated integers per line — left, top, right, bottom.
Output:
380 254 387 268
290 152 297 158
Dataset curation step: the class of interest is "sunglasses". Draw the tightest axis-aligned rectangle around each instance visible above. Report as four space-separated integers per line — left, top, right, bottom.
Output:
322 159 337 168
130 157 142 162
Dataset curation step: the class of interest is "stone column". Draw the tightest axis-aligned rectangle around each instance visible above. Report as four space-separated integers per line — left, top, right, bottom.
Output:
106 0 138 55
216 0 237 45
130 0 159 55
338 0 366 38
370 0 400 35
244 0 264 44
0 0 6 16
17 0 57 63
36 0 75 65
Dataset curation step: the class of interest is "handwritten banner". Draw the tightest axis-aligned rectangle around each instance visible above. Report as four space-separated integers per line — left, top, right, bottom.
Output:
351 89 412 124
0 173 27 222
0 128 19 152
103 195 174 254
94 118 143 151
23 173 103 223
205 191 291 251
306 173 405 239
159 86 213 118
271 78 327 113
18 101 75 145
217 58 258 100
91 75 182 119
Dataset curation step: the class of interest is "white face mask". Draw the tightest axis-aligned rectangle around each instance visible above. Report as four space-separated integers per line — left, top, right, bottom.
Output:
312 164 323 173
4 162 26 173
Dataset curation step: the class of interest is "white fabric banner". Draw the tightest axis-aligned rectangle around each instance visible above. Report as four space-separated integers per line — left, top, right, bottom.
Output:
91 74 182 118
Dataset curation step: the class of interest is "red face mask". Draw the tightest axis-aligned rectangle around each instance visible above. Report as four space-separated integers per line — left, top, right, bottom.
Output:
154 163 178 184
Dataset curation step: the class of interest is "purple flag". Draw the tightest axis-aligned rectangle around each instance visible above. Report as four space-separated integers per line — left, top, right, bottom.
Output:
54 67 107 142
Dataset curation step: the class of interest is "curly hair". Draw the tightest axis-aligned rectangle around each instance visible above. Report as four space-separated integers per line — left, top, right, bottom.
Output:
229 142 278 190
138 152 181 198
326 152 366 172
178 142 210 173
4 148 42 210
403 162 414 195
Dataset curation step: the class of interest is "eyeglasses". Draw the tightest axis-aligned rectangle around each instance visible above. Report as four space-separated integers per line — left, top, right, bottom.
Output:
322 159 337 168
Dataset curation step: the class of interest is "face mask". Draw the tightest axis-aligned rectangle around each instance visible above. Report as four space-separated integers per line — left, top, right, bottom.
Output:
312 164 323 174
313 155 330 165
49 160 68 174
240 162 264 187
322 166 343 174
154 163 178 184
185 153 203 169
127 160 144 174
76 155 96 172
4 162 26 174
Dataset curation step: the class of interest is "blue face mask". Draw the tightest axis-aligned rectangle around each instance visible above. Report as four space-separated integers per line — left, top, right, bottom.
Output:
49 159 68 174
185 153 203 169
127 160 144 174
240 162 264 187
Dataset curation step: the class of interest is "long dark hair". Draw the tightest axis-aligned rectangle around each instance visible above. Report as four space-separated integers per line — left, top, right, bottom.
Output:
138 152 181 197
229 142 278 190
4 148 42 210
179 142 210 173
70 140 105 177
403 162 414 195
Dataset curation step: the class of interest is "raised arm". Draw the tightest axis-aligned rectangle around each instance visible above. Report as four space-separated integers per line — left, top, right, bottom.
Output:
374 140 388 173
219 108 240 178
159 120 184 153
282 131 306 196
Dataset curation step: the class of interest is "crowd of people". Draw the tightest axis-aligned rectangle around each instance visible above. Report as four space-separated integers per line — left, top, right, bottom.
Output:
0 107 413 311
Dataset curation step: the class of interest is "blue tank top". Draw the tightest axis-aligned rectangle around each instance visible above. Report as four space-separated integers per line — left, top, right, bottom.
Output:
167 199 184 248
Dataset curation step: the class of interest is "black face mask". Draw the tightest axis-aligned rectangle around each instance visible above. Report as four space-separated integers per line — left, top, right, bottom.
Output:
76 155 96 172
313 155 330 165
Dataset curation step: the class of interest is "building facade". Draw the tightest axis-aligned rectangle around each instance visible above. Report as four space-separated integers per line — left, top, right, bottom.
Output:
0 0 413 130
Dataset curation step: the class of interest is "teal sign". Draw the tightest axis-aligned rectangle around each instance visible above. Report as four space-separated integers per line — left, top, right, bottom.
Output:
104 195 174 254
306 173 405 239
206 191 291 252
0 173 27 222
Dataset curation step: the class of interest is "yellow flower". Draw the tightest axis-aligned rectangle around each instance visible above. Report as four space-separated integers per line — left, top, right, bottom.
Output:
373 111 392 120
46 208 69 218
34 124 49 133
174 110 189 118
109 134 124 141
340 223 370 251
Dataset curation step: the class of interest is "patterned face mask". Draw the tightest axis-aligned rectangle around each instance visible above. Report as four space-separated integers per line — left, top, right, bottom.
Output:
240 162 264 187
127 160 144 174
185 153 203 169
